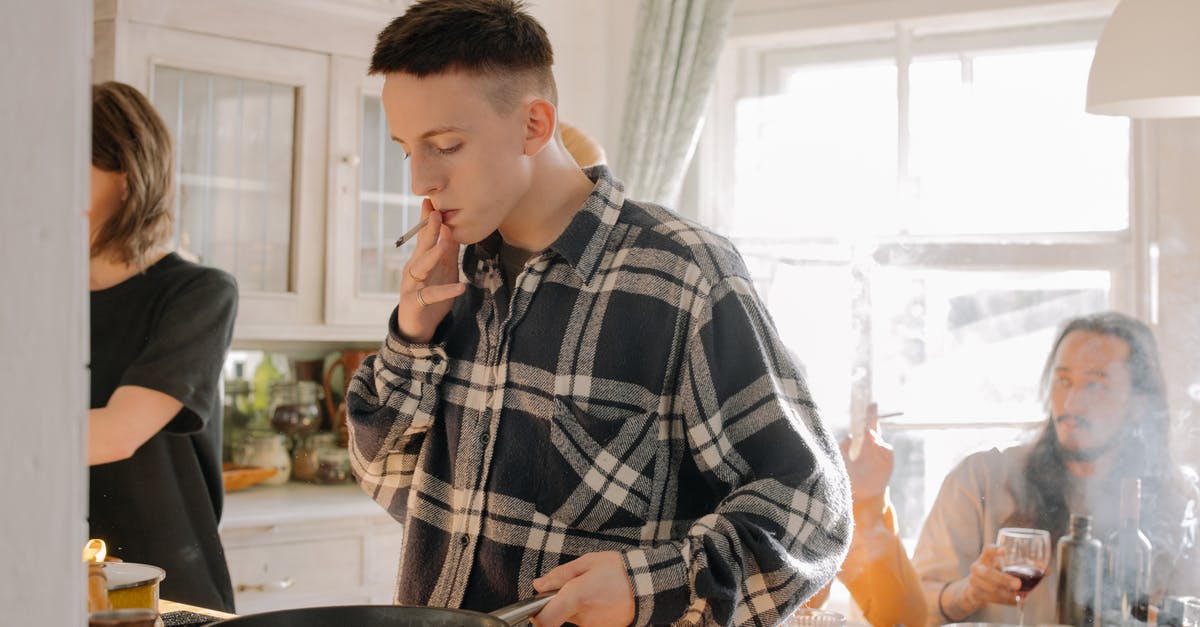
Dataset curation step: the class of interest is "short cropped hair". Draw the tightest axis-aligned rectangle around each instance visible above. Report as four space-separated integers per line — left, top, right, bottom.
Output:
91 81 175 269
369 0 557 112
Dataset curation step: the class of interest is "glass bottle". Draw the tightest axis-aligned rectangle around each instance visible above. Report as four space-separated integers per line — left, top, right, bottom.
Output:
1106 478 1152 627
252 353 284 419
1058 513 1103 627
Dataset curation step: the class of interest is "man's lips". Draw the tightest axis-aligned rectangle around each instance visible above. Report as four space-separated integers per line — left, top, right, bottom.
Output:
438 209 459 224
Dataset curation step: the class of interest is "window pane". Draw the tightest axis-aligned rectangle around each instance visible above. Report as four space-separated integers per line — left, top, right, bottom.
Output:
869 268 1111 423
740 245 855 430
732 62 898 239
887 425 1031 540
358 95 421 294
908 47 1129 234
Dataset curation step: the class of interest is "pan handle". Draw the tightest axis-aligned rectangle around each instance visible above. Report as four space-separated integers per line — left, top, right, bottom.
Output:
489 591 556 625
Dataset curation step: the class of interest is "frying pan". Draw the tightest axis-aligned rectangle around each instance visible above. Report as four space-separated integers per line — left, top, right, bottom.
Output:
207 593 554 627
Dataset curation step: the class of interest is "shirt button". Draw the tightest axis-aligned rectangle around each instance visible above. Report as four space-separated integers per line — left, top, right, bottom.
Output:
460 536 469 547
480 432 490 445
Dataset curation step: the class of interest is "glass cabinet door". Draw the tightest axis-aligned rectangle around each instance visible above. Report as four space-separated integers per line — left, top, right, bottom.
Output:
153 67 297 293
357 94 422 295
116 23 330 333
327 56 424 327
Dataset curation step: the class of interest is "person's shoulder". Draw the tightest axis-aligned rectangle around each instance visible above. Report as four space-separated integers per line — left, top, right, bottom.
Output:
618 199 747 285
946 441 1029 485
157 254 238 297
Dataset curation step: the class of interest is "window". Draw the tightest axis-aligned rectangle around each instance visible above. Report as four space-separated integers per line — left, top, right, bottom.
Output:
705 19 1133 537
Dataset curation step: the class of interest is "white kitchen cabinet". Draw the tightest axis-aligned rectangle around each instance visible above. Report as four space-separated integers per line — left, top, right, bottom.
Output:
93 0 398 342
96 21 330 333
220 482 404 614
326 56 421 327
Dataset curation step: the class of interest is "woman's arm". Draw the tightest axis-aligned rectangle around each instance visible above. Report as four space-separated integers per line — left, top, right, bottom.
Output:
88 385 183 465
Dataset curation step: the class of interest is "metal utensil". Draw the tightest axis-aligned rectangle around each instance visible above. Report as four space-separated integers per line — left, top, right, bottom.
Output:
208 592 556 627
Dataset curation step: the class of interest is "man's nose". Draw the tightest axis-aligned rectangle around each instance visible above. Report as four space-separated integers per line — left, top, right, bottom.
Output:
410 154 444 196
1062 387 1088 414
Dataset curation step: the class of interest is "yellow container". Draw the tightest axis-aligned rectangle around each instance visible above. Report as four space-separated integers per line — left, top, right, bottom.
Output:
104 562 165 611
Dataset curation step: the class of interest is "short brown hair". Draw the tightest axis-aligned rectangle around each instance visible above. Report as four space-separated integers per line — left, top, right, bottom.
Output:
91 81 175 270
369 0 556 112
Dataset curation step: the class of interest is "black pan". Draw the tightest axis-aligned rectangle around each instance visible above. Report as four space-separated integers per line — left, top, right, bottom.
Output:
207 593 554 627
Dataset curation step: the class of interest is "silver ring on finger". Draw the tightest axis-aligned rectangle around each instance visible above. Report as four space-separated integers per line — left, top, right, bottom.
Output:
415 287 429 308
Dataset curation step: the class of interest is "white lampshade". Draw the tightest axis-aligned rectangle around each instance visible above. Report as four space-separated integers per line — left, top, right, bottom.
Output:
1086 0 1200 118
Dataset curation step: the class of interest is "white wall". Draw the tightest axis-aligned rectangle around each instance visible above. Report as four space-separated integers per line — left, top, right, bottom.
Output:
1 2 90 624
528 0 640 167
1149 119 1200 459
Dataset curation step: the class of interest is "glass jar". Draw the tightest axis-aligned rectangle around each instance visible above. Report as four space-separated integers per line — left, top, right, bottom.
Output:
268 381 323 436
291 432 337 483
236 432 291 485
315 446 352 484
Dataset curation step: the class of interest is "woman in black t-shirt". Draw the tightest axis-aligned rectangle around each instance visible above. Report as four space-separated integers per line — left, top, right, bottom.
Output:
88 81 238 612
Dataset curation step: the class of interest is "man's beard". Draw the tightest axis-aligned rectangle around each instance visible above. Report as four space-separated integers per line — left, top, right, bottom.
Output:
1053 414 1126 462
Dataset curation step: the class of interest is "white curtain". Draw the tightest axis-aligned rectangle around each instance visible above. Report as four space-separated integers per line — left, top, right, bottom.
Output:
616 0 735 206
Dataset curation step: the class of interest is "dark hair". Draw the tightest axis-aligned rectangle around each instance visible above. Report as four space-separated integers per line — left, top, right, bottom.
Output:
1008 311 1178 545
91 81 175 270
369 0 556 111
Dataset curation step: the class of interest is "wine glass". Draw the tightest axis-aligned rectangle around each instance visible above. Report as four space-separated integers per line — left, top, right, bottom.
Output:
996 527 1051 626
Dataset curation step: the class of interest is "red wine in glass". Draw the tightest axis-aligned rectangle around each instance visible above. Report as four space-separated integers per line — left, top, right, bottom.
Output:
1001 564 1046 598
997 527 1051 626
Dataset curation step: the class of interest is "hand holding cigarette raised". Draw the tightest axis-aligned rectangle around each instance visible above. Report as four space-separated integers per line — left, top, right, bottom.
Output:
839 402 895 502
397 198 466 343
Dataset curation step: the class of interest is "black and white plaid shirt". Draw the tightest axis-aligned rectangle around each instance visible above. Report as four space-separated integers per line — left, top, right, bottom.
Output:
347 166 852 626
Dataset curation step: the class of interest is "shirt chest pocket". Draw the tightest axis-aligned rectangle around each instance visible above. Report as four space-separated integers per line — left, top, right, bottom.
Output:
537 395 660 536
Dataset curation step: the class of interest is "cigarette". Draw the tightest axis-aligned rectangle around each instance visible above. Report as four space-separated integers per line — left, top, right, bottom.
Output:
394 215 430 248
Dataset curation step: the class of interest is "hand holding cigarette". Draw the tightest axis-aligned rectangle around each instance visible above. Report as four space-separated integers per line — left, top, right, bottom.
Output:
396 198 466 343
840 402 897 502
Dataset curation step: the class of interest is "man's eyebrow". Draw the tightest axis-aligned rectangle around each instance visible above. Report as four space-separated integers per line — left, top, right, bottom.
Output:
390 126 465 144
1055 366 1111 379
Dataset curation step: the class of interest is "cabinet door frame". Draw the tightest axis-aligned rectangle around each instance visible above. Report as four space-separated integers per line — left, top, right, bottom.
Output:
326 55 413 327
114 23 331 333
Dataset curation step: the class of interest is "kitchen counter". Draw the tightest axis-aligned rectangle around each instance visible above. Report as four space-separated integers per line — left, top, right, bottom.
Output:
221 481 387 529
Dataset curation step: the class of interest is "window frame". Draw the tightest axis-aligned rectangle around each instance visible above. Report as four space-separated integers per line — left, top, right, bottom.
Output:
698 14 1149 434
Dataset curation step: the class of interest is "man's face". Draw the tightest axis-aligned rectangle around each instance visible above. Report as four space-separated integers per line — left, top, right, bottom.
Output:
1049 330 1134 459
381 70 532 245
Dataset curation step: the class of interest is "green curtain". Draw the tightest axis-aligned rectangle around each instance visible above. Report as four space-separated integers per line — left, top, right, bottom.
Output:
616 0 735 206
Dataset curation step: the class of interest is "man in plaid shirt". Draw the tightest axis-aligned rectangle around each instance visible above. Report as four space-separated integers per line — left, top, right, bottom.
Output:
346 1 852 625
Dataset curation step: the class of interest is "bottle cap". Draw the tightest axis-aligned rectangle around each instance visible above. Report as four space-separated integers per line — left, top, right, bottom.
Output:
1069 513 1092 535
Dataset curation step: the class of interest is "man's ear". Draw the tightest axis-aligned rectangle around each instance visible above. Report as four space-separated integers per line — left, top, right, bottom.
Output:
522 99 557 157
